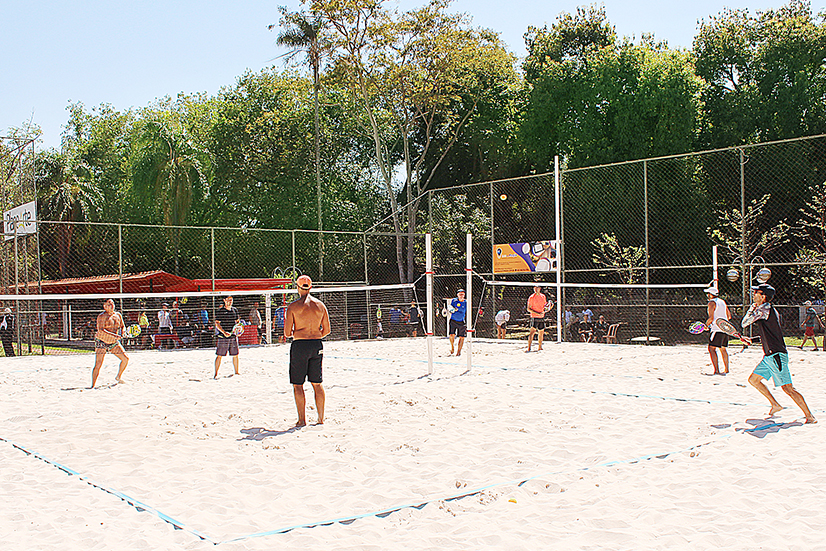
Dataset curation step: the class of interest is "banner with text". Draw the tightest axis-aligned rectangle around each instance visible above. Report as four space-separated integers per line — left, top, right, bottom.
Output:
493 240 558 274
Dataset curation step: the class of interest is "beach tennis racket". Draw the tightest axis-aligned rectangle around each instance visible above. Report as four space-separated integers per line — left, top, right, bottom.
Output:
231 322 245 336
687 321 706 334
126 324 142 338
716 318 744 340
717 318 749 353
544 300 552 313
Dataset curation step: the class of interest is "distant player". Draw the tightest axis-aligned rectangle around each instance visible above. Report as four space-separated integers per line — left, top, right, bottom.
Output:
526 285 547 352
285 275 331 426
407 301 421 337
741 284 816 424
495 309 510 339
92 299 129 388
705 285 731 375
214 295 240 378
448 289 467 356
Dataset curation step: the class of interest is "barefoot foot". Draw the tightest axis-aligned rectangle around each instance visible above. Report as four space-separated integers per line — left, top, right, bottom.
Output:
768 405 785 416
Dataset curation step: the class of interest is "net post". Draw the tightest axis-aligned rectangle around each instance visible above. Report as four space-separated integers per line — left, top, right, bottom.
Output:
555 155 562 343
265 293 272 346
466 233 472 372
426 233 434 375
712 245 718 288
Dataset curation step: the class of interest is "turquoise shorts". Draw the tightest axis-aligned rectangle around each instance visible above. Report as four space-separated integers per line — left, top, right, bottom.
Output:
752 352 792 387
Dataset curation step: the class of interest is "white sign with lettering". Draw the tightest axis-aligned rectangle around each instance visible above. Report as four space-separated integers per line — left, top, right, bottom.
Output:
4 200 37 241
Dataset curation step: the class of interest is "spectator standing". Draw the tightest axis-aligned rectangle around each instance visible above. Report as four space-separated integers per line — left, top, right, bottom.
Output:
157 303 173 348
1 307 15 357
249 301 264 344
799 302 821 351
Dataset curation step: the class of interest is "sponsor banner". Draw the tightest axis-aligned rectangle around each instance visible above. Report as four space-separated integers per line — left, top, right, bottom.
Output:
493 240 558 274
4 200 37 241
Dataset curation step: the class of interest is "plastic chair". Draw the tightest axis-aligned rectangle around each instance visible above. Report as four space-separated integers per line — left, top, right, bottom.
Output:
603 323 620 344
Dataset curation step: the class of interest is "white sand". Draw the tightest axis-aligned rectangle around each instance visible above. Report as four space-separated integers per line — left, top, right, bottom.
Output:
1 338 825 550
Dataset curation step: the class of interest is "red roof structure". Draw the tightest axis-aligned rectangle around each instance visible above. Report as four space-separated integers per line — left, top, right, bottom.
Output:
7 271 292 295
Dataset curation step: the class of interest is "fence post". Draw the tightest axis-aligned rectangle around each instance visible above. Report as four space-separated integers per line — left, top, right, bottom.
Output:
291 230 296 275
363 232 368 284
644 159 650 343
739 148 747 314
211 228 215 291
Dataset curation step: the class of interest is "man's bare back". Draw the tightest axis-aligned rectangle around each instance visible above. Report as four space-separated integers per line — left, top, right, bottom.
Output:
285 294 331 340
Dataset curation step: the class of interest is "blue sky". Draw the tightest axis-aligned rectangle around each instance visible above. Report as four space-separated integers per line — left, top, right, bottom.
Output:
2 0 824 150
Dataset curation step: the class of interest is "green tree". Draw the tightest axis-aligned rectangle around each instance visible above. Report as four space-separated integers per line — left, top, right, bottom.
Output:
314 0 516 283
591 231 646 284
272 7 329 275
36 151 103 278
694 0 826 147
130 117 211 275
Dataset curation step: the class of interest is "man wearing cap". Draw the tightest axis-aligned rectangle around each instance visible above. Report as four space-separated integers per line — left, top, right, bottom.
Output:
214 296 240 378
1 307 15 357
448 289 467 356
741 284 817 424
285 275 331 426
705 285 731 375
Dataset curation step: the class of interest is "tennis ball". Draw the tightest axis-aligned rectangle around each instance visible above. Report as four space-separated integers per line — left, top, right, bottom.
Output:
500 194 507 200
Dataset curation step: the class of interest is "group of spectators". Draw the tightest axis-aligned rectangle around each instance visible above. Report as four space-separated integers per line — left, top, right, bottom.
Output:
564 306 611 343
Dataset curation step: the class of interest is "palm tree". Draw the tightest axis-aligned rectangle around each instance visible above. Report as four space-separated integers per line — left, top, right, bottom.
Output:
38 152 103 278
271 7 327 276
131 120 209 275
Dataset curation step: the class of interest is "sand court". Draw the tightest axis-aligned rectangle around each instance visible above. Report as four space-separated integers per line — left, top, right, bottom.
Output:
2 339 825 550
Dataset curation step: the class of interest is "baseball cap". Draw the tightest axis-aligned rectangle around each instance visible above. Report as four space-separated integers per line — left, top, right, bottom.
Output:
703 286 718 296
457 288 465 294
3 307 10 314
297 275 313 290
751 283 775 299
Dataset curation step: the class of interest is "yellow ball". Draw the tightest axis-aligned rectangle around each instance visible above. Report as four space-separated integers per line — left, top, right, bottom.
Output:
499 194 507 200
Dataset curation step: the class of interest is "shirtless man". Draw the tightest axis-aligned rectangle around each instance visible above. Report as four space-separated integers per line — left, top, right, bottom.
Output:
92 299 129 388
285 275 331 426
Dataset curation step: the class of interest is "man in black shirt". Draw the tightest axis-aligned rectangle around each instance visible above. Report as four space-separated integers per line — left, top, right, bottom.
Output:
407 301 421 337
741 284 816 424
214 295 240 378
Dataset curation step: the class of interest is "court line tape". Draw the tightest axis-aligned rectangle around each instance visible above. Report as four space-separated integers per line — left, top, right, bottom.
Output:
219 433 733 544
2 412 804 546
0 436 217 545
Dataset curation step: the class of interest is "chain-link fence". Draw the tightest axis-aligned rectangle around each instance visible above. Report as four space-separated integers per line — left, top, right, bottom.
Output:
2 135 826 353
422 134 826 343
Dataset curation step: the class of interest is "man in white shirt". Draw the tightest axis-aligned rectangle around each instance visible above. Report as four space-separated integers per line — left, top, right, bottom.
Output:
705 285 732 375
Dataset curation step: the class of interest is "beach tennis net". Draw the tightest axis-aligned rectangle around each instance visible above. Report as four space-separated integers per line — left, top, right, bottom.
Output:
0 284 420 355
475 279 713 345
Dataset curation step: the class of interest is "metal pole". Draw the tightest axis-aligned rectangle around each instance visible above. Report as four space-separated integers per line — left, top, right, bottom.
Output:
740 148 747 314
644 160 650 343
466 233 472 372
291 230 296 276
363 232 368 284
118 224 124 321
426 233 434 375
211 228 215 291
489 182 496 334
14 223 20 355
554 156 563 342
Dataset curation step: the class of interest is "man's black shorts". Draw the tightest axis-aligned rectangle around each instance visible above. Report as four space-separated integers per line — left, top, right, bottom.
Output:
709 332 729 348
530 317 546 331
290 339 323 385
448 319 467 337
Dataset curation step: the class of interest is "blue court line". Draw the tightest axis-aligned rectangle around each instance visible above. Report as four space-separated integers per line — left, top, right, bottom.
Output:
218 433 733 544
0 436 216 545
